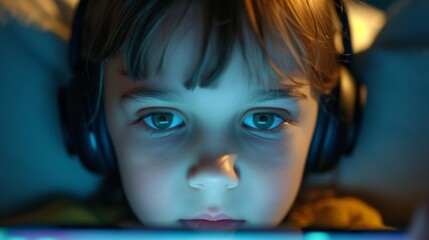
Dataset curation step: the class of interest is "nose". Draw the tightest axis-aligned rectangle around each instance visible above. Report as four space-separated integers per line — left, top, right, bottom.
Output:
188 154 239 190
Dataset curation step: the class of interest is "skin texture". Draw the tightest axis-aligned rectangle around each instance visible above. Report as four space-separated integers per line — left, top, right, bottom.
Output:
103 32 319 228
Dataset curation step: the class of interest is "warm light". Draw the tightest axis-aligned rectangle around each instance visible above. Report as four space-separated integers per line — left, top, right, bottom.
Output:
347 1 387 53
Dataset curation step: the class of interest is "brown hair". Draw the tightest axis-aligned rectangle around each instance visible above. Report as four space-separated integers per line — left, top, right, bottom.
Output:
81 0 340 95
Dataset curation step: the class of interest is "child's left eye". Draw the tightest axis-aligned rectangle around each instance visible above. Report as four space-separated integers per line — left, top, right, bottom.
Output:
242 112 287 131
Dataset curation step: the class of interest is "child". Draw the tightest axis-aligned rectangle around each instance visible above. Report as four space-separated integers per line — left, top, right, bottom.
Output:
63 0 352 230
0 0 386 230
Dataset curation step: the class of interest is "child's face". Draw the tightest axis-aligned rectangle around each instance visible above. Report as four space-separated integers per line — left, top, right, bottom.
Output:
103 34 318 229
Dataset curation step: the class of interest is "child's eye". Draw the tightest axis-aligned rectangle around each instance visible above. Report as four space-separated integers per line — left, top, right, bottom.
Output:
241 109 294 138
142 112 184 130
134 110 186 137
242 112 284 130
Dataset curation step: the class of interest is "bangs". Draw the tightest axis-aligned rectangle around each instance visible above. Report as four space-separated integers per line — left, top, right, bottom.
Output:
84 0 339 95
121 0 240 89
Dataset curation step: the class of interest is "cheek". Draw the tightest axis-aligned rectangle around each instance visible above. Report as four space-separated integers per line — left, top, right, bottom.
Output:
242 145 306 227
241 107 317 226
115 141 184 226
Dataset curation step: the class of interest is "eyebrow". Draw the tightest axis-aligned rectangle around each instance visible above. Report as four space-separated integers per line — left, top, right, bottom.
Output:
254 88 307 102
121 87 179 103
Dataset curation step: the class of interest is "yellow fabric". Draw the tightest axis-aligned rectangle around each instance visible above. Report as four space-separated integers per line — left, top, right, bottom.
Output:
1 198 126 226
288 196 390 230
287 188 391 230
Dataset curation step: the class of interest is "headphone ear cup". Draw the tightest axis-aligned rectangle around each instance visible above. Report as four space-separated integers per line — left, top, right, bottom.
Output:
339 66 365 154
305 94 344 172
305 66 359 172
92 102 118 173
306 103 328 172
59 67 117 175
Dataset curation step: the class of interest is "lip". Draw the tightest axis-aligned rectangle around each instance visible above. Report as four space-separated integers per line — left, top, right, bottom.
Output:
179 214 245 230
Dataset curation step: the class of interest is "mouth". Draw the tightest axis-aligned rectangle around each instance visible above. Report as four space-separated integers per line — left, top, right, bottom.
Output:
179 214 245 230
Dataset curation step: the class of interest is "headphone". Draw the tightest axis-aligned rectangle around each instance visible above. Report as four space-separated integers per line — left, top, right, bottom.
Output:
59 0 117 174
306 0 365 172
59 0 365 175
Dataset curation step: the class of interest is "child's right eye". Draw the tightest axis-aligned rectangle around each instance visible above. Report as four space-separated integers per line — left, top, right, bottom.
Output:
135 109 186 137
142 112 184 130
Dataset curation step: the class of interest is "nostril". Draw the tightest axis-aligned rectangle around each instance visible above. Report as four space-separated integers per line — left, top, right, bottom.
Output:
187 154 240 190
189 180 204 190
188 178 200 190
188 171 239 190
225 181 238 189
